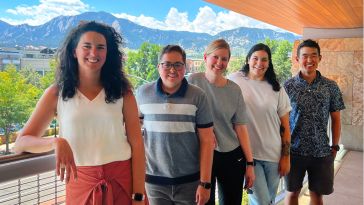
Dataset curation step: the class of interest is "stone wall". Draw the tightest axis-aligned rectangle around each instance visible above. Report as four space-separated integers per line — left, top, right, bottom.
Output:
291 38 363 151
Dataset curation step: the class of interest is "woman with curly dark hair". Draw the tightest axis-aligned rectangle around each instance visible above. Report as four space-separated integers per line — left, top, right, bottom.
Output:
228 43 291 205
15 21 147 205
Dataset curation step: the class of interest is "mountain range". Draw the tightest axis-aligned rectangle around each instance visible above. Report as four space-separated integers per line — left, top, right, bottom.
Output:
0 11 300 55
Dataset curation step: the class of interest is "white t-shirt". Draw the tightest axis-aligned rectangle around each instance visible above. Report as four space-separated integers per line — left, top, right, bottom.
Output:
228 71 291 162
57 89 131 166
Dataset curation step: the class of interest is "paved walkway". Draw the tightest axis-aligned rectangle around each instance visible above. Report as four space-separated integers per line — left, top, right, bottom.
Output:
299 150 363 205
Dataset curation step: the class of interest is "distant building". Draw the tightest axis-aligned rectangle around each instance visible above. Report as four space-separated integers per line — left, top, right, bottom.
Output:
0 49 22 71
186 58 204 73
0 47 55 75
21 50 55 76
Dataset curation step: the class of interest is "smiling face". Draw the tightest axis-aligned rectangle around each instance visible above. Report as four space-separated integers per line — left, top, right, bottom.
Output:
74 31 107 74
158 51 186 94
248 50 269 80
204 48 229 76
296 46 321 76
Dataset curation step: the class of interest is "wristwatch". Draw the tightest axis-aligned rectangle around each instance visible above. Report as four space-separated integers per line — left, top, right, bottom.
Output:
246 161 255 166
331 145 340 151
132 193 145 201
199 181 212 189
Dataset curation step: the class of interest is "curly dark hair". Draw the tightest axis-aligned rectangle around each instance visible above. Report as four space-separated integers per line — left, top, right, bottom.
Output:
56 21 131 103
241 43 280 91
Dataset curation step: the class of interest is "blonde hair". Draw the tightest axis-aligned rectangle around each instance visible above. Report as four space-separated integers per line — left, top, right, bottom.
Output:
204 39 231 59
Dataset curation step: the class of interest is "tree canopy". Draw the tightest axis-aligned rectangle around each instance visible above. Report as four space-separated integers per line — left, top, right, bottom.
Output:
0 65 41 153
124 42 161 89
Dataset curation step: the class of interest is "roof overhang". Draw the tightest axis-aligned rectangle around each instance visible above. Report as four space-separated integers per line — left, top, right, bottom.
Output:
204 0 363 35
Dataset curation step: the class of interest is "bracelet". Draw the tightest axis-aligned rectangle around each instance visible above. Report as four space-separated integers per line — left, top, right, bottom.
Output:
246 161 255 166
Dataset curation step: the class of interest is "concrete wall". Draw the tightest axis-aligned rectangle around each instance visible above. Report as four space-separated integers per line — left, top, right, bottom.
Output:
291 38 363 151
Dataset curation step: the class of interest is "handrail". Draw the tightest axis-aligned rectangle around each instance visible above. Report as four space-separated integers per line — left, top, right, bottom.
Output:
0 152 55 183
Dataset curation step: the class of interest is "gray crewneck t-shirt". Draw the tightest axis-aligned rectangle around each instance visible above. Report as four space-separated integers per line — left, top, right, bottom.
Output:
188 72 248 152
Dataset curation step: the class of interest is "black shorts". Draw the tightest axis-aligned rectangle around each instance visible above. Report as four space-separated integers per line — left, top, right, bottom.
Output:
285 154 334 195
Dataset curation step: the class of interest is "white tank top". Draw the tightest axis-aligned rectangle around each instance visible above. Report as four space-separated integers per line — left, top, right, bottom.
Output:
57 89 131 166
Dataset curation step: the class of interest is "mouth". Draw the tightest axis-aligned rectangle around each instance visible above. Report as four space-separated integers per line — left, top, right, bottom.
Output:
253 67 265 70
305 64 315 68
87 58 100 63
167 73 178 78
213 65 224 70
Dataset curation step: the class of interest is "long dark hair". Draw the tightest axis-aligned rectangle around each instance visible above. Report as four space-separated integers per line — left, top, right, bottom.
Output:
56 21 131 103
241 43 280 91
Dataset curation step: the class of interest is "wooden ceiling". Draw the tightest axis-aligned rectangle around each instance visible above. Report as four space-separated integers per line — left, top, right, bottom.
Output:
204 0 363 35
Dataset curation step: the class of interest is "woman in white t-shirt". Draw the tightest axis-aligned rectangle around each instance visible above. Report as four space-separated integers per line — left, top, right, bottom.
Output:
228 43 291 205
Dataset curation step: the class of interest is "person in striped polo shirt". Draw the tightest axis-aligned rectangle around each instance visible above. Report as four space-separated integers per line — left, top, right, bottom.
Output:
136 45 215 205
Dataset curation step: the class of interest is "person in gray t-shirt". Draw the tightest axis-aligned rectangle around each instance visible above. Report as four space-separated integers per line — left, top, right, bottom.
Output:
189 39 255 205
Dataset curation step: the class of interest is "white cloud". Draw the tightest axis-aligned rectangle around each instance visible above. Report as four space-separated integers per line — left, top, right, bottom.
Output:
113 6 284 35
2 0 89 26
3 3 285 34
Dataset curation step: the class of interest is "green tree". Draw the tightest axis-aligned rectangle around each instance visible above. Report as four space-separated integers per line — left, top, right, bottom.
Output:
125 42 161 89
226 56 245 75
262 38 293 83
19 66 42 88
0 65 41 154
40 59 57 90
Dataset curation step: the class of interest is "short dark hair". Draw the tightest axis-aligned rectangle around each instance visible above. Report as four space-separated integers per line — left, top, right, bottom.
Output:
158 45 186 64
241 43 280 92
297 39 321 57
56 21 130 103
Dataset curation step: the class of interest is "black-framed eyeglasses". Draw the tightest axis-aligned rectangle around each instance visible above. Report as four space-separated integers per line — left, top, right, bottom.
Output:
160 62 185 71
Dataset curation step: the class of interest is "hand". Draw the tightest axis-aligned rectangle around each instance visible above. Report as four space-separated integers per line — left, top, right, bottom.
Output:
54 137 77 183
244 166 255 189
331 150 337 160
278 155 290 177
195 186 210 205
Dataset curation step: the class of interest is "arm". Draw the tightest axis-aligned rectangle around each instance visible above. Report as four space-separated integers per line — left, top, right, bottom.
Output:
196 127 215 205
234 124 255 188
123 91 146 204
278 113 291 177
330 111 341 159
14 85 77 182
14 85 58 153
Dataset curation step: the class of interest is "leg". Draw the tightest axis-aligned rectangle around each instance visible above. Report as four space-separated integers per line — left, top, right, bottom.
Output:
173 181 199 205
309 191 323 205
216 148 245 205
284 155 308 205
146 183 174 205
306 155 334 204
284 190 301 205
262 161 280 204
248 160 271 205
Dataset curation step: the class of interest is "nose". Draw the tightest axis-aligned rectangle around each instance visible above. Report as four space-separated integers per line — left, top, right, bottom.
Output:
89 47 97 56
217 58 222 64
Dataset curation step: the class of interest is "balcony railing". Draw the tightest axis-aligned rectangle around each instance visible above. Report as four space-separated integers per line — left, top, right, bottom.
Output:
0 153 65 205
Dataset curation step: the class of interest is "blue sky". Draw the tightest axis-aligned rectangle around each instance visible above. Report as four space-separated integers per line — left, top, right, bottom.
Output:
0 0 285 35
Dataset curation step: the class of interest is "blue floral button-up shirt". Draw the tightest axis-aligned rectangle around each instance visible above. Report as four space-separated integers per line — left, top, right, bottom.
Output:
284 71 345 157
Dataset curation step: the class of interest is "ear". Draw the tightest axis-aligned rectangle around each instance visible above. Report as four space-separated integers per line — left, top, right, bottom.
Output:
203 53 207 62
318 55 322 62
73 49 77 58
295 55 299 63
